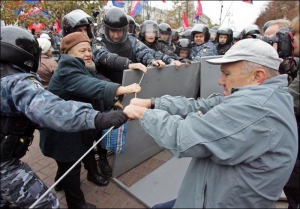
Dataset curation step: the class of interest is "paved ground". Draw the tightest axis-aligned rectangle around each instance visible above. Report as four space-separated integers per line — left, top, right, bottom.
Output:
22 131 288 208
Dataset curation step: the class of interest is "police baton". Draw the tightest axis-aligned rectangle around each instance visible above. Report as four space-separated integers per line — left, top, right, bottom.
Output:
29 126 115 209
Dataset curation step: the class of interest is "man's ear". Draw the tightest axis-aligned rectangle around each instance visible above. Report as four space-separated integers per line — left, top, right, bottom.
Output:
252 69 267 85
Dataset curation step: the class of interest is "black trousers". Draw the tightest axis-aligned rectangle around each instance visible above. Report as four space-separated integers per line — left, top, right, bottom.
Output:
82 149 98 173
55 160 85 208
284 159 300 209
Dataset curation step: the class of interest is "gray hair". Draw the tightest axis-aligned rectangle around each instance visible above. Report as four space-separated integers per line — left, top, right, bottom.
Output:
241 61 279 79
269 19 291 29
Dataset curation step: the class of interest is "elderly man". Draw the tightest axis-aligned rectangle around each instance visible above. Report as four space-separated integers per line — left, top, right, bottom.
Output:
123 39 298 208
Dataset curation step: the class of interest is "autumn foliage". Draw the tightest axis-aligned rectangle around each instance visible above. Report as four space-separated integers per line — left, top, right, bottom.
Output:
1 0 106 28
255 1 299 30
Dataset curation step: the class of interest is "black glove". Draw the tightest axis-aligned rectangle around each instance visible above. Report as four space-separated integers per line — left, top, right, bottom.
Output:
94 111 128 130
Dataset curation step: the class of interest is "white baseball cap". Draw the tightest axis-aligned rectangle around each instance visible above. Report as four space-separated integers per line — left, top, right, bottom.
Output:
207 39 283 70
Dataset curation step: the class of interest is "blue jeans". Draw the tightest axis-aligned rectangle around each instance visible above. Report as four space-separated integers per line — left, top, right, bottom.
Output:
152 199 177 208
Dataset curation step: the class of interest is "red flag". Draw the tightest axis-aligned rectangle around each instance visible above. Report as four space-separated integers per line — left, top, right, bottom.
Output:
28 22 45 31
54 21 61 33
195 0 203 20
242 0 253 4
182 12 189 31
130 1 143 17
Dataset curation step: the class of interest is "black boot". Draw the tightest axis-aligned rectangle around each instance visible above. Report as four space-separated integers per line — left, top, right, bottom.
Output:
83 149 109 186
87 170 109 186
97 146 112 178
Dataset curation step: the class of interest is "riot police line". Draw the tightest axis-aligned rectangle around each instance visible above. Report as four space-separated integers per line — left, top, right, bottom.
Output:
1 5 298 208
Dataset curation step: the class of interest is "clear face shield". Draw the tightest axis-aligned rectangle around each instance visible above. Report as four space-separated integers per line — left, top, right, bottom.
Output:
142 24 159 40
104 23 128 43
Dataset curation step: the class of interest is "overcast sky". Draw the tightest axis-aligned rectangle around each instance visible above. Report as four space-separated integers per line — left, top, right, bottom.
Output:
152 1 270 31
107 1 270 32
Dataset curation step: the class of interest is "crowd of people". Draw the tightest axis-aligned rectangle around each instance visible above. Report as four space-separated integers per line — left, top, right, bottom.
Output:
0 5 299 209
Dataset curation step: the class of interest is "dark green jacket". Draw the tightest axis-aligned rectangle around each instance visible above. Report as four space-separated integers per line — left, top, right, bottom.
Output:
40 54 120 162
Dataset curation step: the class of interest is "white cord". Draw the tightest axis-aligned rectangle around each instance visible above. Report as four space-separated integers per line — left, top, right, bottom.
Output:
135 73 145 98
29 126 114 209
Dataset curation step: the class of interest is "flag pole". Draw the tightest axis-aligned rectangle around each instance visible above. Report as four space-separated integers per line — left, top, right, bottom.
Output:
142 1 144 21
219 0 223 26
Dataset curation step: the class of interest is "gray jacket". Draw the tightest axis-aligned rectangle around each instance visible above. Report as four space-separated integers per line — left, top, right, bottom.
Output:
140 75 298 208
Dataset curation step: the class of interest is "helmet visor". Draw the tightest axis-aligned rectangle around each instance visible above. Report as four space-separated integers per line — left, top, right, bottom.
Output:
104 23 128 43
141 24 159 39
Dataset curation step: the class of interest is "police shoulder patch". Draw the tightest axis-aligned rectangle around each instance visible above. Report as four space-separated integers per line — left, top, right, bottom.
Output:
27 77 44 89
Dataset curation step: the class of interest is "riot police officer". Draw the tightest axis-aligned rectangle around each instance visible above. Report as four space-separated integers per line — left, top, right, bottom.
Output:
127 15 136 35
175 38 193 61
158 23 174 51
232 31 242 44
62 9 94 39
209 26 219 44
170 29 179 49
181 28 193 42
135 23 140 38
139 20 184 65
0 26 127 209
191 24 218 61
241 24 261 39
215 26 233 55
93 7 179 85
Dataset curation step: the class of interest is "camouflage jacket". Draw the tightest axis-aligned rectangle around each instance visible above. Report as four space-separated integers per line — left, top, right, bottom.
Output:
0 63 98 132
92 34 157 69
191 41 218 62
216 43 232 55
145 40 183 62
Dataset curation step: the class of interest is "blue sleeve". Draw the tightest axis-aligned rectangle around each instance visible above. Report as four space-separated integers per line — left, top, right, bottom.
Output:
92 38 130 71
140 96 270 165
92 38 117 65
151 50 174 64
155 94 223 118
192 42 218 62
9 75 98 132
129 36 156 66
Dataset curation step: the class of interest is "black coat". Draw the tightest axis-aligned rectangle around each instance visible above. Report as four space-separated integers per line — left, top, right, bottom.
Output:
40 54 120 162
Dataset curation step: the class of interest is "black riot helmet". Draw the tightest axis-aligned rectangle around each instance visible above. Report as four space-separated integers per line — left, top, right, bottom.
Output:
232 31 242 43
175 38 192 58
191 24 210 42
139 20 159 42
171 29 179 44
209 26 219 43
62 9 94 38
262 20 275 34
1 26 41 73
209 26 220 33
103 7 128 43
127 15 136 34
181 28 192 41
241 24 260 39
158 23 172 43
216 26 233 45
